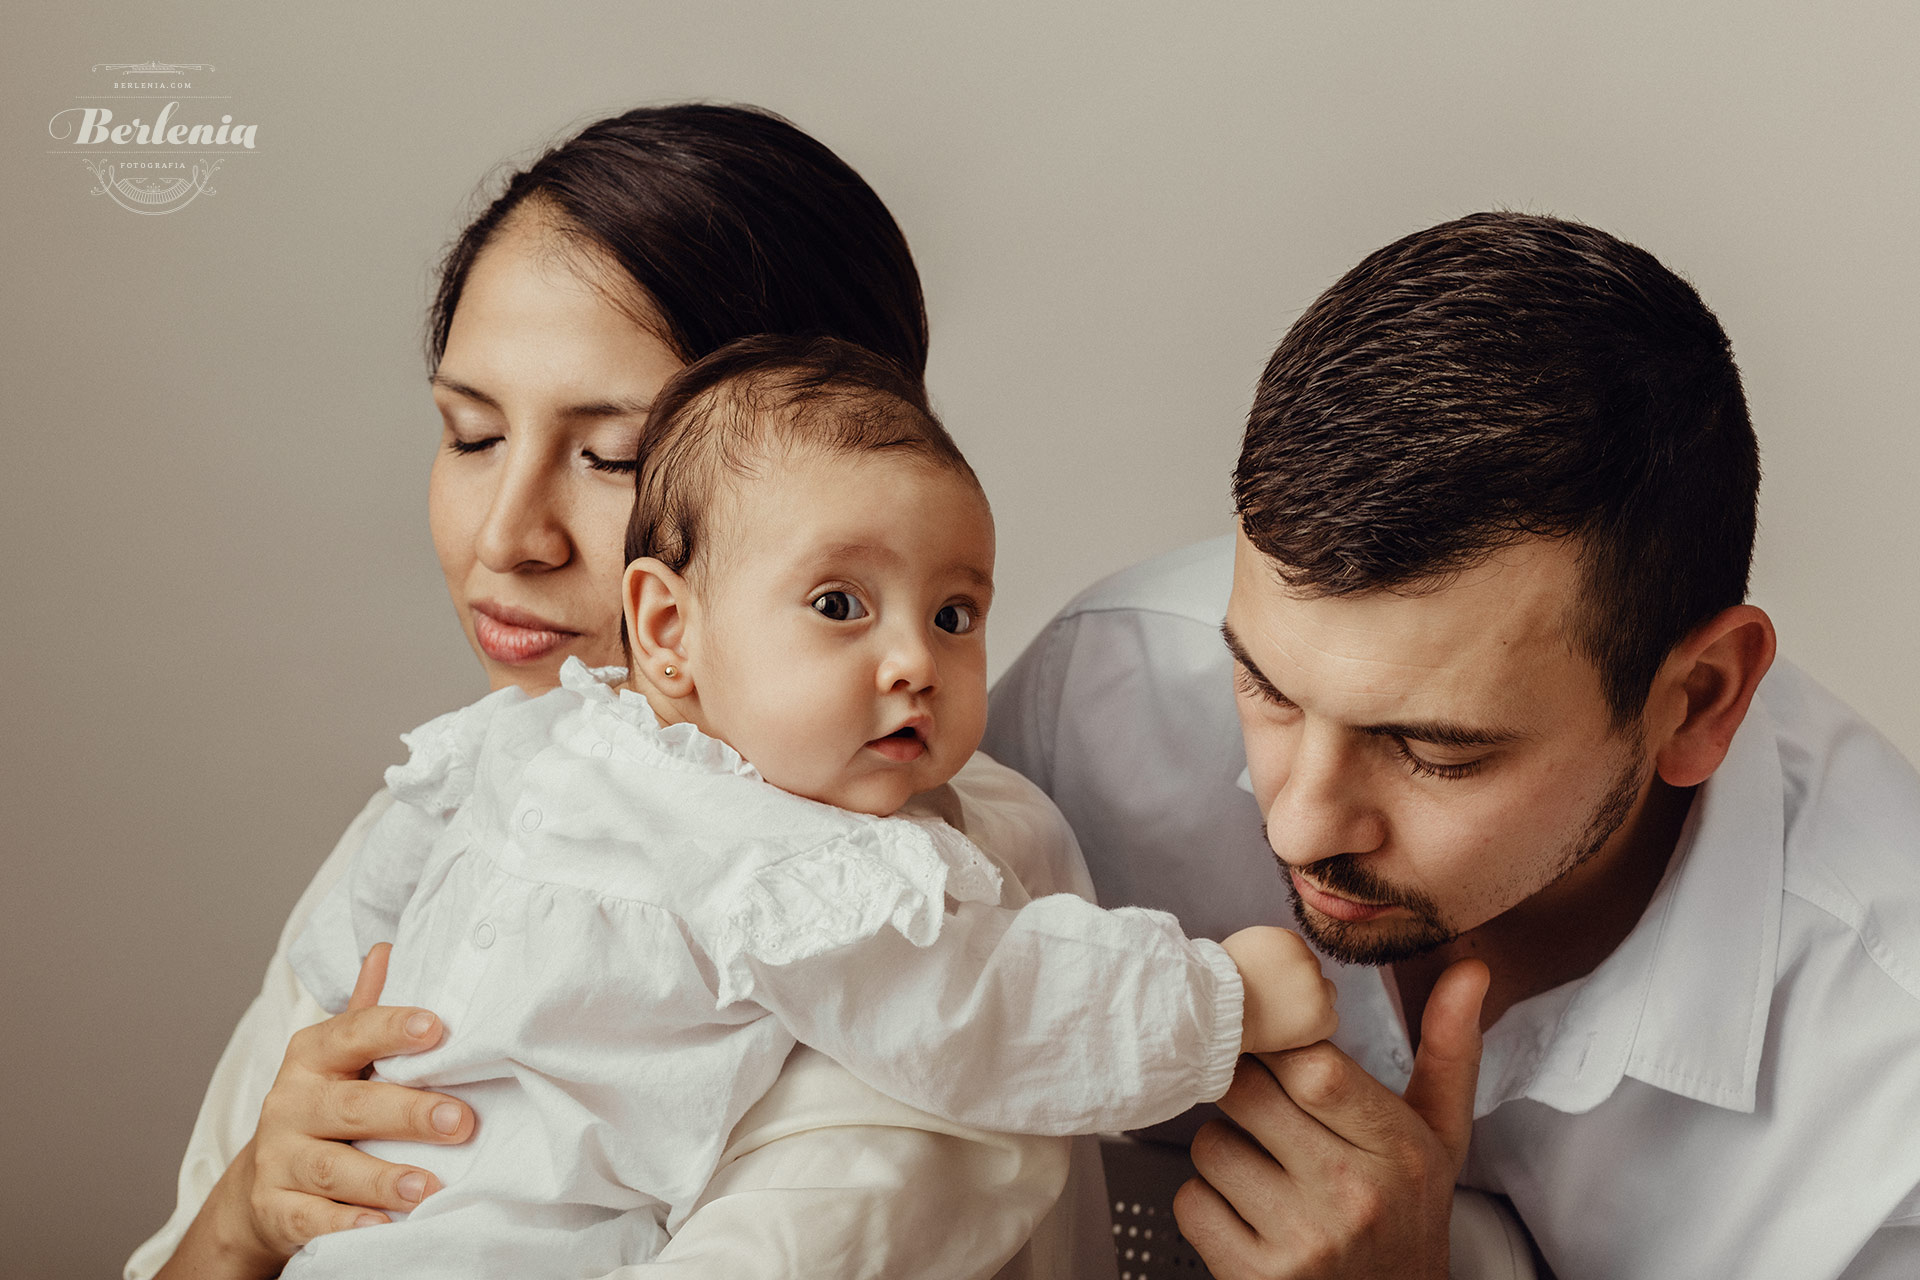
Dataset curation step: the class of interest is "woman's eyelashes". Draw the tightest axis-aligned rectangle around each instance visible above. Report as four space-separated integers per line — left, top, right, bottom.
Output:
441 436 636 476
581 450 636 475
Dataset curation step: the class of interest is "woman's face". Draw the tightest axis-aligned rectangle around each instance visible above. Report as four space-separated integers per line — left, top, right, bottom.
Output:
428 220 685 691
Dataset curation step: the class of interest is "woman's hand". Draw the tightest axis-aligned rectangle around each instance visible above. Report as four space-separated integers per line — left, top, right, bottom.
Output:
157 945 475 1278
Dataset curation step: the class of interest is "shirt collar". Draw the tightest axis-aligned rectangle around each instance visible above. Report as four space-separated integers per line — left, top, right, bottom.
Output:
1476 696 1787 1117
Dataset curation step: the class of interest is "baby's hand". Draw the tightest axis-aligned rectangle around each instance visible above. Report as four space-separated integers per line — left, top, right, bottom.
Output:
1221 926 1339 1053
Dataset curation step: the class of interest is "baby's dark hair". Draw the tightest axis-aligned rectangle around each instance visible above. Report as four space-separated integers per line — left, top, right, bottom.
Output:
624 334 980 580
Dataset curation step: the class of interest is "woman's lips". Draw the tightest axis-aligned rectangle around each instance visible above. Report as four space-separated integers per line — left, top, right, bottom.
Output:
1290 869 1396 924
470 602 578 665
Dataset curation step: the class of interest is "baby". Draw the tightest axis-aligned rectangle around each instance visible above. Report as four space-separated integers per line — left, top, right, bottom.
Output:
284 336 1336 1277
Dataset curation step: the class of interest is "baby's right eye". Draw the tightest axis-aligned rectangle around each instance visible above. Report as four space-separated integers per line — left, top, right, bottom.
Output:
811 591 868 622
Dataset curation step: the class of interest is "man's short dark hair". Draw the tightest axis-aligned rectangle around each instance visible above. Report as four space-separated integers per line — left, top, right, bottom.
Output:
1234 211 1759 722
625 334 977 580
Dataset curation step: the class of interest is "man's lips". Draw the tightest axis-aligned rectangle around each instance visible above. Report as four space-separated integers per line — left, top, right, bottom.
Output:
865 721 928 763
470 602 579 665
1290 869 1397 924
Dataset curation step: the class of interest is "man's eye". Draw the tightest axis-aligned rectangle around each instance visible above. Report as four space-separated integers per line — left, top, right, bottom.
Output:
811 591 868 622
934 603 976 634
1393 739 1483 781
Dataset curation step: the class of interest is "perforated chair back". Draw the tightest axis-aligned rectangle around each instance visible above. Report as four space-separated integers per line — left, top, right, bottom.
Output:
1098 1135 1214 1278
1095 1132 1542 1280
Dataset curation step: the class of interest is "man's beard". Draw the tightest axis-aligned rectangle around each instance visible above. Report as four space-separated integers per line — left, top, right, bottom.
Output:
1281 745 1648 967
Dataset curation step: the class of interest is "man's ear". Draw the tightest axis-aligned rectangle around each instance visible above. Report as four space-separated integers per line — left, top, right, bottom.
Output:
1648 604 1777 788
623 557 698 698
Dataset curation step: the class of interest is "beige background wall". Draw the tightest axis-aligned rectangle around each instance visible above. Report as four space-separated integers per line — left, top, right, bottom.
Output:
3 3 1916 1274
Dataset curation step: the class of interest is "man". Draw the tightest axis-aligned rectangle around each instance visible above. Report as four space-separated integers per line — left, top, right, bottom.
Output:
984 212 1920 1278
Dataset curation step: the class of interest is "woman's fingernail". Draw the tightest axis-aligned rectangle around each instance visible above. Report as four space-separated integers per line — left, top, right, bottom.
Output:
431 1102 463 1134
397 1171 429 1203
355 1213 387 1229
405 1012 435 1038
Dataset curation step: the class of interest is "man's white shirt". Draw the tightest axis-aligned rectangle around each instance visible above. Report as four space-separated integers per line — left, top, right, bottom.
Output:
984 535 1920 1279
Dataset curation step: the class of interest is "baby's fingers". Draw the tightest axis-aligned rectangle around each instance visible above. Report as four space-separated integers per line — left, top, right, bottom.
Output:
1223 926 1340 1053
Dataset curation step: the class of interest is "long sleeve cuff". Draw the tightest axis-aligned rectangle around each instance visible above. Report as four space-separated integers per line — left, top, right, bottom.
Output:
1190 938 1245 1103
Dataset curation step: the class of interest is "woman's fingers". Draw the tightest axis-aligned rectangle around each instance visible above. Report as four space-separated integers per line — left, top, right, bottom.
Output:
347 942 393 1011
262 1072 472 1146
287 1135 441 1211
252 1184 394 1255
285 1002 444 1078
314 1077 474 1144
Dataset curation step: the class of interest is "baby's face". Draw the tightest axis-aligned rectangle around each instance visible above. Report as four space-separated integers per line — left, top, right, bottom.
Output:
684 449 995 816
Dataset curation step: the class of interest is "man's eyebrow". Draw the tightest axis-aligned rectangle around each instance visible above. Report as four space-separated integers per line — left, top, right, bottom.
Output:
1220 622 1294 705
1356 719 1526 750
1220 621 1527 749
430 375 654 420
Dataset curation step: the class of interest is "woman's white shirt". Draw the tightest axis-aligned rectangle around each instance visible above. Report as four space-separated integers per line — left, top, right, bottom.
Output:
125 749 1105 1280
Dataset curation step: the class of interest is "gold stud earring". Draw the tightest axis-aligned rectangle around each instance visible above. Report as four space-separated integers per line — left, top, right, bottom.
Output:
662 665 677 678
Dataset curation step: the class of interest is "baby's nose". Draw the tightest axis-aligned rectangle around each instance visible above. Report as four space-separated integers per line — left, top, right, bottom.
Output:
877 630 938 692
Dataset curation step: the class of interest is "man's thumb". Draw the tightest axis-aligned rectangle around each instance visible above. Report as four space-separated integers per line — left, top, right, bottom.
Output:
1401 958 1489 1165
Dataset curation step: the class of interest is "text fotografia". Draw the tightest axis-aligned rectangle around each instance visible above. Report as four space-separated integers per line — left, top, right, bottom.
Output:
51 103 257 149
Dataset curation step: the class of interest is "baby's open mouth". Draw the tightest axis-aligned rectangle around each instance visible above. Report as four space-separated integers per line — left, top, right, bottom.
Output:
867 724 928 762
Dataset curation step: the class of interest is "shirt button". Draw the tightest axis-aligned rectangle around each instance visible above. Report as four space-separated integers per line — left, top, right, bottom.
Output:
473 921 495 949
1391 1048 1411 1071
590 740 613 759
519 807 542 832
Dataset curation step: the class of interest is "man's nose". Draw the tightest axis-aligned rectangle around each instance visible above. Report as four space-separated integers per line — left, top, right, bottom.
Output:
474 441 571 573
1263 728 1384 868
876 622 937 694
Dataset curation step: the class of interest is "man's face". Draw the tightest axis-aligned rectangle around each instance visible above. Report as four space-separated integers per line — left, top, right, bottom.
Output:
1224 530 1652 966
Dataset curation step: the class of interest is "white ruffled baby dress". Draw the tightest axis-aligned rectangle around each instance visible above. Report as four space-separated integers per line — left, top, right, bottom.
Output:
285 658 1242 1279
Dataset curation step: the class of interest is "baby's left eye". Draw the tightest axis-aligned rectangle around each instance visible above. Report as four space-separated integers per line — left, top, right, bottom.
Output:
934 604 976 634
812 591 868 622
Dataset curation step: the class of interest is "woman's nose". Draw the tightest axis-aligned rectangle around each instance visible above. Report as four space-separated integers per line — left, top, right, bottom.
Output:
1263 730 1384 869
473 443 571 573
876 625 938 694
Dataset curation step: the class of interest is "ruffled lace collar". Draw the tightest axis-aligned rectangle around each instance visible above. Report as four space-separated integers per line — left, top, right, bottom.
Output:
557 656 762 781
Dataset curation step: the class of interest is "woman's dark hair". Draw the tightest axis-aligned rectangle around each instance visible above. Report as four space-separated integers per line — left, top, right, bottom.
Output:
427 103 929 375
1235 211 1759 724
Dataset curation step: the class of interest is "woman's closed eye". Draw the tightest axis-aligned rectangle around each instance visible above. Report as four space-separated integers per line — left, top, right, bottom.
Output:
447 435 501 456
811 590 868 622
582 449 636 475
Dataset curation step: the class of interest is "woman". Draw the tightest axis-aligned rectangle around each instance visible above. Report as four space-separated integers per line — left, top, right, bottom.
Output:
128 104 1093 1280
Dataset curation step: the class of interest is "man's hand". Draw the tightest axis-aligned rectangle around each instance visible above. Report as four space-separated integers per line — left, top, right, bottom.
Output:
1174 959 1489 1279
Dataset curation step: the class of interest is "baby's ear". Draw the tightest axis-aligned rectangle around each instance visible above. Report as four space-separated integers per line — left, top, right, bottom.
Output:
623 558 697 697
